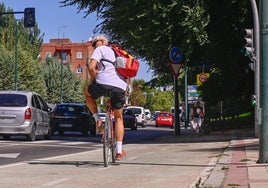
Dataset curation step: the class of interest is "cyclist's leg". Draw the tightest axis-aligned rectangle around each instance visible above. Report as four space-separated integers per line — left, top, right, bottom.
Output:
114 109 124 140
85 87 98 116
114 110 127 160
110 87 126 160
86 82 108 133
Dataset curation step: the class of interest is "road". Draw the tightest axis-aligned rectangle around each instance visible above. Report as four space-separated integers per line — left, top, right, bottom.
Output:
0 121 172 166
0 121 233 188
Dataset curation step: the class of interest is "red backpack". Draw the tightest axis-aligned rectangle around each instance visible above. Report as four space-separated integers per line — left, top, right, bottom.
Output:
101 44 140 78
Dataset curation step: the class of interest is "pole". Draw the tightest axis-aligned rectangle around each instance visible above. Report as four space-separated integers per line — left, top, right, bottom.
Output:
259 0 268 163
14 20 18 90
60 43 63 103
249 0 260 137
174 75 181 135
184 66 188 129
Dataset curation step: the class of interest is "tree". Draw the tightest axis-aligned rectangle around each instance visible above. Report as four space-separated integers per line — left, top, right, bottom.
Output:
16 43 47 97
0 3 47 96
61 0 254 116
0 44 14 90
60 0 209 76
42 57 84 103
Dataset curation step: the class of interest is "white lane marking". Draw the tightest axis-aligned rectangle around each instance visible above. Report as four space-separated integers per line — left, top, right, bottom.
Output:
42 178 71 186
0 149 101 169
0 153 20 158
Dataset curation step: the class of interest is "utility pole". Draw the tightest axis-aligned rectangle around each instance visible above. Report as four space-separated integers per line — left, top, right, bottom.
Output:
259 0 268 163
184 65 188 129
249 0 260 137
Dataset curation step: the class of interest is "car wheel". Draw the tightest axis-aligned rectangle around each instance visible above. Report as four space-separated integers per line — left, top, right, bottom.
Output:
155 124 159 127
90 129 96 136
131 123 137 131
27 125 36 141
81 129 89 137
141 123 146 128
59 130 64 136
44 127 53 140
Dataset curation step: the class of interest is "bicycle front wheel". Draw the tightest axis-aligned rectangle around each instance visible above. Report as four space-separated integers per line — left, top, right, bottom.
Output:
103 116 116 167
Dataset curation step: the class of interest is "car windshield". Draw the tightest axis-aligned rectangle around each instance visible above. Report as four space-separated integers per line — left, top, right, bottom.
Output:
159 113 171 117
0 94 27 107
55 105 84 114
128 108 141 114
123 109 133 115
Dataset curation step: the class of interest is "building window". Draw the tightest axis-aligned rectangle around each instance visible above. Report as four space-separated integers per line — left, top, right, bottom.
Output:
45 52 52 58
62 52 67 62
77 65 83 73
76 52 83 59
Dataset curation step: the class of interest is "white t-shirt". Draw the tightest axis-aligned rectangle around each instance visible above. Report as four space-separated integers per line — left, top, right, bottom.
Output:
90 45 127 91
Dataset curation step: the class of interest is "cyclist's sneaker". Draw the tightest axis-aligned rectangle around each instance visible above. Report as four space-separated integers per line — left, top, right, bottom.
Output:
96 120 104 134
115 150 127 160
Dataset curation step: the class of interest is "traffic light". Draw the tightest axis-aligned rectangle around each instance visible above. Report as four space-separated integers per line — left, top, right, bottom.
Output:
251 95 256 106
242 29 254 57
24 8 35 28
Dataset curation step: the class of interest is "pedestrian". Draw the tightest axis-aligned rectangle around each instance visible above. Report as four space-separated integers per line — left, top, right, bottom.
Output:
193 101 204 133
84 35 127 160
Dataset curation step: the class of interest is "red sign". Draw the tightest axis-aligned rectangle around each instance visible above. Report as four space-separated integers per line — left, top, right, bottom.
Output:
170 62 182 76
199 73 208 83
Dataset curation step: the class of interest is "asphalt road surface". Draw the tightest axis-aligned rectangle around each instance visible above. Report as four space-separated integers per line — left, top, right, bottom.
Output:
0 123 173 166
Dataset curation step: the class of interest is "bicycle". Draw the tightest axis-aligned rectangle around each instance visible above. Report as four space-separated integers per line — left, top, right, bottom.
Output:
103 99 116 167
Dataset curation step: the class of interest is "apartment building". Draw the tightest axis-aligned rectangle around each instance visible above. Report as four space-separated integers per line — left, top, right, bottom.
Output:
40 38 94 80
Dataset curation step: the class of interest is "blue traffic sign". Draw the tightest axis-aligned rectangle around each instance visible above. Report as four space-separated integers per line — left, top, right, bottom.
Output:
169 47 183 63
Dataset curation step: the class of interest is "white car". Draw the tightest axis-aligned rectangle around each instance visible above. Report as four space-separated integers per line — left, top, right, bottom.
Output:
0 90 52 141
145 109 151 120
127 106 147 127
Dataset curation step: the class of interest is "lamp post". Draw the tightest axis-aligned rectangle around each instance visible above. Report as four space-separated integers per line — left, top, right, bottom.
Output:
14 20 18 90
60 43 63 103
133 92 154 106
134 92 146 106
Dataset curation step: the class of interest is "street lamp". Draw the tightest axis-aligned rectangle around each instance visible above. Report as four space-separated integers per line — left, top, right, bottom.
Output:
134 92 154 106
134 92 146 106
14 20 18 90
60 43 63 103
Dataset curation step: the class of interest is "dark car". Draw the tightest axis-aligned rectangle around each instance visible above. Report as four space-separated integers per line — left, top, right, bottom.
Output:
123 108 137 130
51 103 96 136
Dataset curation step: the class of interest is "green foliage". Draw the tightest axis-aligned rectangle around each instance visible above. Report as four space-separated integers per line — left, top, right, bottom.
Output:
61 0 209 75
0 2 85 105
16 44 47 97
0 44 15 90
42 58 84 103
131 79 174 112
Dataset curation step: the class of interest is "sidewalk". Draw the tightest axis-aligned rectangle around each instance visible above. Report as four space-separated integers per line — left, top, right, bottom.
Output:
0 127 267 188
203 129 268 188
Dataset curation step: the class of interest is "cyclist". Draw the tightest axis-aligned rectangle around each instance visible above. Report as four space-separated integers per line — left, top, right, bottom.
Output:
84 35 127 160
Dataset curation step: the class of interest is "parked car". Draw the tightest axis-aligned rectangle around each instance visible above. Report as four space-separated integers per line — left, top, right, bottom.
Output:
155 112 174 128
152 111 160 121
126 106 147 127
145 109 151 120
123 108 137 130
0 90 52 141
51 103 96 136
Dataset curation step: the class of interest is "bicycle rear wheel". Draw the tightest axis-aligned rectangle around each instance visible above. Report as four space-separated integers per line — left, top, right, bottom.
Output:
103 115 116 167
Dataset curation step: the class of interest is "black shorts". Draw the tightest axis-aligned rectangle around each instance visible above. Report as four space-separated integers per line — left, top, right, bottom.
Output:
87 81 126 110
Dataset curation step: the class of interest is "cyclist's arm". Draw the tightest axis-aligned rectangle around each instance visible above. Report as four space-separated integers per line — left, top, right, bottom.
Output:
88 58 98 82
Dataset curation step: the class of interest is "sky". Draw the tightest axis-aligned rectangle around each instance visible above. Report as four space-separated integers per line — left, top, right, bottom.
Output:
1 0 154 81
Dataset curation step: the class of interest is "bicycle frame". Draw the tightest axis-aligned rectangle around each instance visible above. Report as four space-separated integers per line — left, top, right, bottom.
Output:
103 100 116 167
